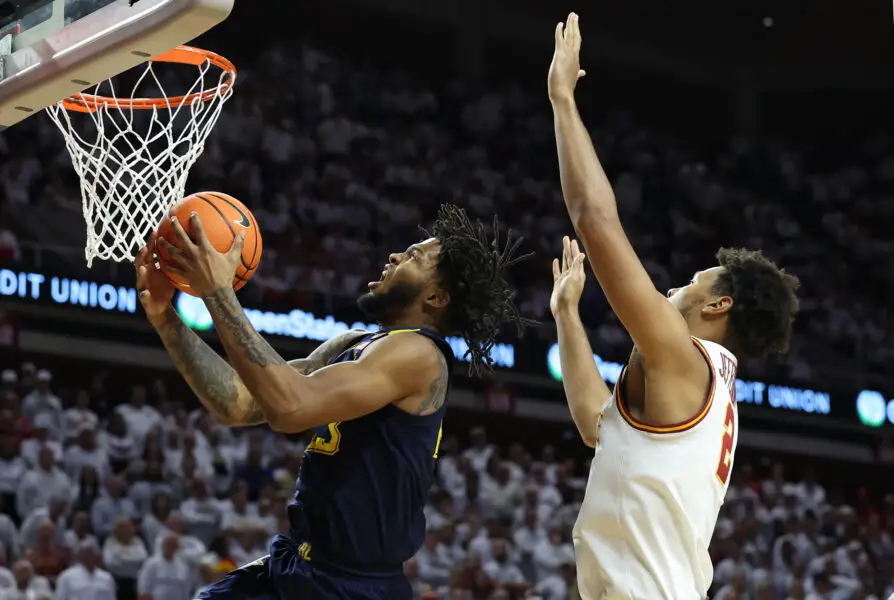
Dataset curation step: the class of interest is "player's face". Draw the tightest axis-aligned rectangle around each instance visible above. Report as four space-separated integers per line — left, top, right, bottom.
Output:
666 267 725 318
357 238 445 322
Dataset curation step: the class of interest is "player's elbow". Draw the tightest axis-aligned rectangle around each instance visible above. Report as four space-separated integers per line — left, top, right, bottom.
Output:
266 413 305 434
568 198 619 233
578 431 598 448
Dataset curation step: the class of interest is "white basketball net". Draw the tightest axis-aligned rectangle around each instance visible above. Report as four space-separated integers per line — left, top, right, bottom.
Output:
45 52 234 267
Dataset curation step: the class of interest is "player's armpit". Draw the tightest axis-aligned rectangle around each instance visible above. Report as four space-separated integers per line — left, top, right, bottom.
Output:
554 307 610 448
553 98 702 376
267 333 442 433
288 329 368 375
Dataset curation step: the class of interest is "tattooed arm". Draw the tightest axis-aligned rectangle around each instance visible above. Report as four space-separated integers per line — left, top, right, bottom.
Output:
152 305 366 426
202 287 446 432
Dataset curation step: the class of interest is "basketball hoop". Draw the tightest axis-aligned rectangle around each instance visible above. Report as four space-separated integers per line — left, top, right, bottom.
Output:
46 46 236 267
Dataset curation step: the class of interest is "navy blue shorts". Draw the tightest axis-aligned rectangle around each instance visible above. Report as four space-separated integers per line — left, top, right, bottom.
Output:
194 536 412 600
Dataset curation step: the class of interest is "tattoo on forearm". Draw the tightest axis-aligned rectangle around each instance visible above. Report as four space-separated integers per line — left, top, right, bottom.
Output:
204 288 287 367
416 350 449 415
156 309 263 425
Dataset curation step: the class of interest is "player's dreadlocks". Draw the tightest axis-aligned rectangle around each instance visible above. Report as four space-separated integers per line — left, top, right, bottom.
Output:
423 204 535 376
713 248 800 359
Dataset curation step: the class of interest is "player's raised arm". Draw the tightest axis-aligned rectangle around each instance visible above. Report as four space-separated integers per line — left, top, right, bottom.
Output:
136 240 366 427
159 213 446 432
547 13 702 378
199 287 443 432
551 237 611 447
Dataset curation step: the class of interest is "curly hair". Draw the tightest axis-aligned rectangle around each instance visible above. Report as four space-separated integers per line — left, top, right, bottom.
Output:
422 204 535 376
713 248 800 359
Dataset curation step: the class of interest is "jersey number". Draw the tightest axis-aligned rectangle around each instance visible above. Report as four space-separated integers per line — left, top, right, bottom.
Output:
307 422 342 456
307 422 444 458
715 402 736 486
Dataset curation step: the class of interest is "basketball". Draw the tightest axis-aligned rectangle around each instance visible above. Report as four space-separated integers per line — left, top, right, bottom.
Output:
155 191 263 296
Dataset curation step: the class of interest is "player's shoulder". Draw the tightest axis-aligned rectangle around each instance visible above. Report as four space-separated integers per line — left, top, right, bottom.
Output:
367 328 444 362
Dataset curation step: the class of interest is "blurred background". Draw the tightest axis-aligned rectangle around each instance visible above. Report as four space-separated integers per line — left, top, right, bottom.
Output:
0 0 893 598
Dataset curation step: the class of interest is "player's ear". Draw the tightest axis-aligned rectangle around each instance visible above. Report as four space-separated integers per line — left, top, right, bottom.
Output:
702 295 732 317
425 289 450 309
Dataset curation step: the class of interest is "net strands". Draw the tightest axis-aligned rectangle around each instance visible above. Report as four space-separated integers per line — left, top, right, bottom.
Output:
46 49 235 267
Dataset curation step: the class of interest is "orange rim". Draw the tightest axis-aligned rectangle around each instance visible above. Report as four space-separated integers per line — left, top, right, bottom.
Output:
58 46 236 114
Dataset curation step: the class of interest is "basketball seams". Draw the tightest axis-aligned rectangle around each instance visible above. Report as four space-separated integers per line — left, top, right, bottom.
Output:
156 192 262 296
203 192 260 273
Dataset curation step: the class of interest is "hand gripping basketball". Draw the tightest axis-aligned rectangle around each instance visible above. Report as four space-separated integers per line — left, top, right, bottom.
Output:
135 237 176 326
157 213 246 298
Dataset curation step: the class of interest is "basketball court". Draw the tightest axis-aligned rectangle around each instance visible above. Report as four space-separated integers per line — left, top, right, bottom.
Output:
0 0 236 265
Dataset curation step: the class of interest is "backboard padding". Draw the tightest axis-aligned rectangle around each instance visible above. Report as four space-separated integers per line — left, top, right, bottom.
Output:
0 0 233 128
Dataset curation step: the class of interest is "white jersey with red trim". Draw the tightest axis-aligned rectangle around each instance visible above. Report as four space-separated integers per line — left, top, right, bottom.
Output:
572 337 739 600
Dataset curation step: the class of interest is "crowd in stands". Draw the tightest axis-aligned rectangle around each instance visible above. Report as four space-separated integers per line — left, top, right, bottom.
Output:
0 360 892 600
1 38 893 391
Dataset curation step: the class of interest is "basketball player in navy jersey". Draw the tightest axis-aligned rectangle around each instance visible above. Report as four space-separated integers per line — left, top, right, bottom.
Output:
134 203 531 599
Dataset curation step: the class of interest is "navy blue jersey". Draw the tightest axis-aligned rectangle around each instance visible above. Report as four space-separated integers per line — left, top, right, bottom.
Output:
287 327 453 577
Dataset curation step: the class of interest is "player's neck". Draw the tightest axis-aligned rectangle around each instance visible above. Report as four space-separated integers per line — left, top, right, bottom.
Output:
687 318 727 347
380 314 440 334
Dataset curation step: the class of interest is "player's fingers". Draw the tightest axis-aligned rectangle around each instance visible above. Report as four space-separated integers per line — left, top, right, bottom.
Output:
552 258 561 280
170 217 195 252
228 231 246 258
573 253 587 272
570 12 581 48
188 212 212 248
136 264 148 288
578 69 586 79
571 239 582 258
157 237 186 261
554 22 563 47
562 236 571 271
162 261 186 277
135 246 147 271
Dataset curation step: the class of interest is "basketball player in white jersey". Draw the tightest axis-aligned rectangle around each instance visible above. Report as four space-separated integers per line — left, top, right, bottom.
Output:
547 13 801 600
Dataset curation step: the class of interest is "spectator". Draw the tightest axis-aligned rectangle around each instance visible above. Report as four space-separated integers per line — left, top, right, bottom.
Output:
0 437 25 519
90 477 136 540
0 560 52 600
151 515 206 567
18 496 67 552
141 492 174 550
54 540 115 600
531 526 575 582
15 448 70 520
137 535 194 600
60 390 97 443
129 461 174 515
63 427 110 483
22 522 67 587
70 467 101 515
179 479 221 545
19 371 61 434
62 511 96 555
218 480 258 532
116 386 161 448
415 529 454 588
102 518 147 600
99 413 138 475
482 538 530 597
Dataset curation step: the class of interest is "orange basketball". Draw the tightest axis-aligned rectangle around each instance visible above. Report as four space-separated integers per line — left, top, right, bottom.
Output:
155 191 263 296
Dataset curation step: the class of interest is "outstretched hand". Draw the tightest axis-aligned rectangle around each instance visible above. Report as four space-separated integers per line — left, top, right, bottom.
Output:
157 212 245 298
548 12 586 102
550 236 587 317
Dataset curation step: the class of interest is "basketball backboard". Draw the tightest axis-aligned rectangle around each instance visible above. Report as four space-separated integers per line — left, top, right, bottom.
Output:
0 0 233 129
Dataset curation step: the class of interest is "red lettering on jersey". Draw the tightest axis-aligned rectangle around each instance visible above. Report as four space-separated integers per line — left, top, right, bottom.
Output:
715 402 736 486
718 354 737 402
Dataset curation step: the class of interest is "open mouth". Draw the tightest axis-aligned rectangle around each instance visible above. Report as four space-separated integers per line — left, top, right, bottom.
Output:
368 269 388 290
